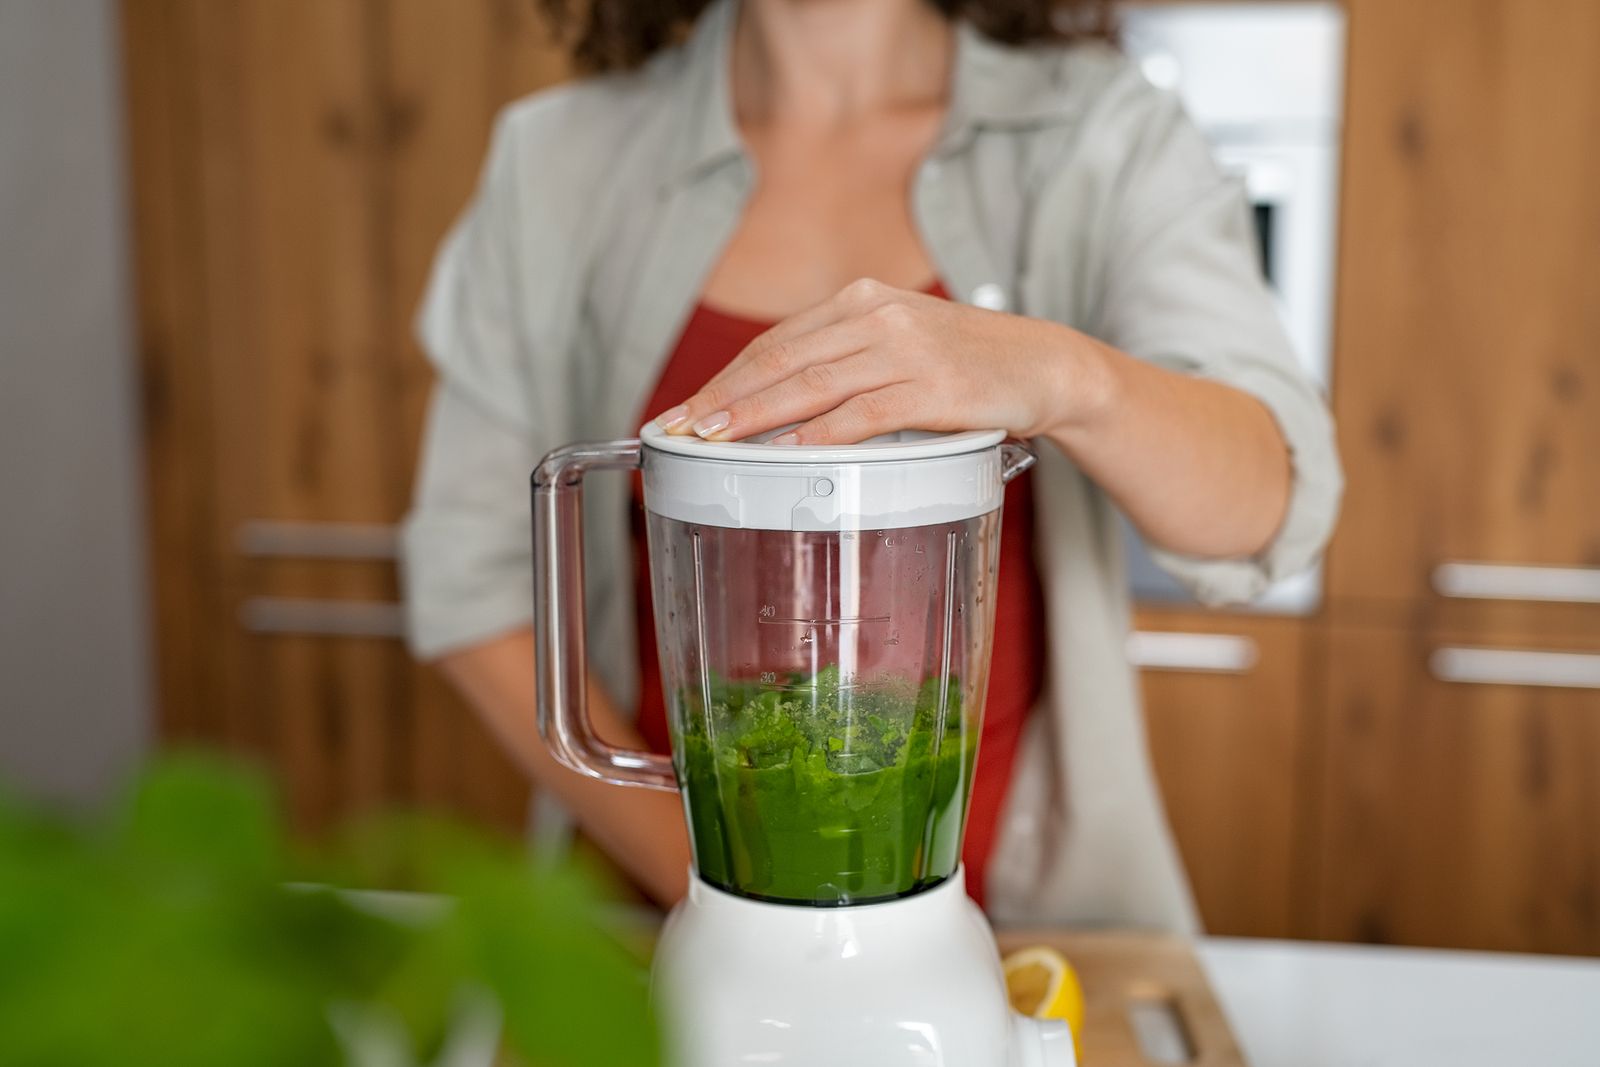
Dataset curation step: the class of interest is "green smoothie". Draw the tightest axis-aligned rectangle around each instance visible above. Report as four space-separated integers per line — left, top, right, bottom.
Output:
670 666 978 905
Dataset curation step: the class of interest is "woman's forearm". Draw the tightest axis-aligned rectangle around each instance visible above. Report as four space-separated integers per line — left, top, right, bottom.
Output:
436 628 691 907
1046 331 1292 559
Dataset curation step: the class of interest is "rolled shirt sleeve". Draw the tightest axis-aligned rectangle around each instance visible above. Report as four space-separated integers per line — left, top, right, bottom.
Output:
1094 90 1344 605
400 112 556 659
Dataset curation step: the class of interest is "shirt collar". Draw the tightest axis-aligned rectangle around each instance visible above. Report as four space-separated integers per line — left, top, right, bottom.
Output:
943 21 1090 138
663 0 1085 186
661 0 744 187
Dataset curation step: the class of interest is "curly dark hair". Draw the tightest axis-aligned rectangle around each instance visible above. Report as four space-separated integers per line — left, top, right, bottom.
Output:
538 0 1116 73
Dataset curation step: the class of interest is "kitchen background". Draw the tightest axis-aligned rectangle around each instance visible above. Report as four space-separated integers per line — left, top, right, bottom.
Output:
2 0 1597 957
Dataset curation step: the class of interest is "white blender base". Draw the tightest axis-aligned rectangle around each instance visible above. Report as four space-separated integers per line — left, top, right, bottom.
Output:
653 867 1075 1067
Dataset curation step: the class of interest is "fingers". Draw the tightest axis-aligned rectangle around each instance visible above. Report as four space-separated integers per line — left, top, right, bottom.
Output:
668 316 875 438
654 279 904 435
704 352 903 442
780 382 931 446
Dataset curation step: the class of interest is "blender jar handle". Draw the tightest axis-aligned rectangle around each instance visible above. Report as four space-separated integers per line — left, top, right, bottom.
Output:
1000 440 1037 482
532 439 678 792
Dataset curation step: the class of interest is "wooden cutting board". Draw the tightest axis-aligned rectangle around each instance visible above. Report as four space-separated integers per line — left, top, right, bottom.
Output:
997 931 1248 1067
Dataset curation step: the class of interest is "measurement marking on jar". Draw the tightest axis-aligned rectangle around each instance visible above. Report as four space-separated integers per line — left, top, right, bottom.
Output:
755 682 895 694
755 615 891 626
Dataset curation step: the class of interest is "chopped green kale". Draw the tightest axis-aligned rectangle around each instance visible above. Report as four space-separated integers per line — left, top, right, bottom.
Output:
670 667 978 905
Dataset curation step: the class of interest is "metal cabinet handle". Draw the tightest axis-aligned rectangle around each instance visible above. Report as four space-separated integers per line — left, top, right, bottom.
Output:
239 597 405 638
1126 631 1259 673
1433 562 1600 604
1430 646 1600 689
237 521 399 561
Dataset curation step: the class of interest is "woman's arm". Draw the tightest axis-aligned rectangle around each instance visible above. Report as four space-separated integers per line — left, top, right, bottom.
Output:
654 278 1290 560
1043 329 1290 558
437 628 692 907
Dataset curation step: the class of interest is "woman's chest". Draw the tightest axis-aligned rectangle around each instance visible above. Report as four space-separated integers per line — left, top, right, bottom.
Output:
571 128 1104 435
700 116 944 319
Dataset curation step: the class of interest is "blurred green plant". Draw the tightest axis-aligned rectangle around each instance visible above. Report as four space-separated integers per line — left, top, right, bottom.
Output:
0 754 659 1067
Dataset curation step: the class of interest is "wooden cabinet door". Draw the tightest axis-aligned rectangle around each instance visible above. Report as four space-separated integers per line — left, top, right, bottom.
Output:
1327 0 1600 604
123 0 567 832
222 565 529 834
127 1 411 812
1134 610 1311 938
1315 623 1600 954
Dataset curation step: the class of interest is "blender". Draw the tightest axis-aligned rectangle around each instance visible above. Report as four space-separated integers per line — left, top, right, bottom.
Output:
533 423 1075 1067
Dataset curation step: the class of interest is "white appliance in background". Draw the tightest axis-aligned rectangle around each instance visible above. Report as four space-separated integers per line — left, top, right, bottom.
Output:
1115 3 1346 621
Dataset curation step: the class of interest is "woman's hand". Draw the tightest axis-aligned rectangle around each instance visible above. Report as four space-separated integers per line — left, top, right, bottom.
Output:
653 276 1292 559
653 278 1107 445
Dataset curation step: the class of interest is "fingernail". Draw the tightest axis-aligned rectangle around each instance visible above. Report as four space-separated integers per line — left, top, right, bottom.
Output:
693 410 731 438
654 405 689 430
770 431 800 446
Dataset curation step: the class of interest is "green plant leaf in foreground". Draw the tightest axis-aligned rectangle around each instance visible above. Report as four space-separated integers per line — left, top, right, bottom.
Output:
0 753 659 1067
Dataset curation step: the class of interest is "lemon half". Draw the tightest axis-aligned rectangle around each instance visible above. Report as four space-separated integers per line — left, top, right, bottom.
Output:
1003 946 1085 1043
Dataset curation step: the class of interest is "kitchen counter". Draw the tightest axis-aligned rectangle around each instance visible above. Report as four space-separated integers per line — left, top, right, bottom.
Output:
362 890 1600 1064
1198 938 1600 1066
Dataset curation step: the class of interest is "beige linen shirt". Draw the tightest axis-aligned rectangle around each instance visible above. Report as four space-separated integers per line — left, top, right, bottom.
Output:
401 0 1342 933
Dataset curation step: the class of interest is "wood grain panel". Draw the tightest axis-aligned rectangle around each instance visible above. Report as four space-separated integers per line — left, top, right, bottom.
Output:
1314 622 1600 954
122 0 564 832
122 0 224 743
1324 594 1600 640
1135 609 1310 938
1326 0 1600 604
191 0 400 535
188 0 412 824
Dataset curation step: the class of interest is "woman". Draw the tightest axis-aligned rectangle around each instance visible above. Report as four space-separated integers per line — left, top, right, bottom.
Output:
402 0 1341 930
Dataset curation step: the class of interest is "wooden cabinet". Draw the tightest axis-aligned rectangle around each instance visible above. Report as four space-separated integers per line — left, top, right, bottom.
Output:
122 0 570 831
1314 622 1600 955
1327 0 1600 606
1134 609 1312 939
1297 0 1600 955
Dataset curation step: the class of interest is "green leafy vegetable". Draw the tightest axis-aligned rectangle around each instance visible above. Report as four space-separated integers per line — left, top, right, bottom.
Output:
671 667 977 905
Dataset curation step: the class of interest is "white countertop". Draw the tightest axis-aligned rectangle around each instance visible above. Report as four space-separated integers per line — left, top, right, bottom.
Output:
1197 938 1600 1067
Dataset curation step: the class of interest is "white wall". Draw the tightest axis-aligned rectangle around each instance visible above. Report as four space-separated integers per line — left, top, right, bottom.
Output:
0 0 151 806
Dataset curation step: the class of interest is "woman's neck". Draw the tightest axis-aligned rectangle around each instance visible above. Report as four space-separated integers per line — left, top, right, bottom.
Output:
731 0 955 128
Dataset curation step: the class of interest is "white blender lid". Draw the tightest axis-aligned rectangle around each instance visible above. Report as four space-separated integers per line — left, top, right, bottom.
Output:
639 423 1008 532
640 423 1006 464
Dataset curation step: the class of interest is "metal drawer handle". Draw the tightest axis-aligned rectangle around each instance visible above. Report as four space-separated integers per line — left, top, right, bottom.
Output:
1430 647 1600 689
237 521 399 561
1433 562 1600 604
239 597 405 638
1126 631 1258 673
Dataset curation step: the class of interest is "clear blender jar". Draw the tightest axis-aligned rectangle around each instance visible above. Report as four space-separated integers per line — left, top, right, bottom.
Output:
533 423 1035 906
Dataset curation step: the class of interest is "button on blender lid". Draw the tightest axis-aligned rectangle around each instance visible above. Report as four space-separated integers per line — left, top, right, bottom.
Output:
639 422 1005 464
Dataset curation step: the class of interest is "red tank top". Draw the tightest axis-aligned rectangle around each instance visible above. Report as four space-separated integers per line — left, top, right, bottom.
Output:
630 287 1046 908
